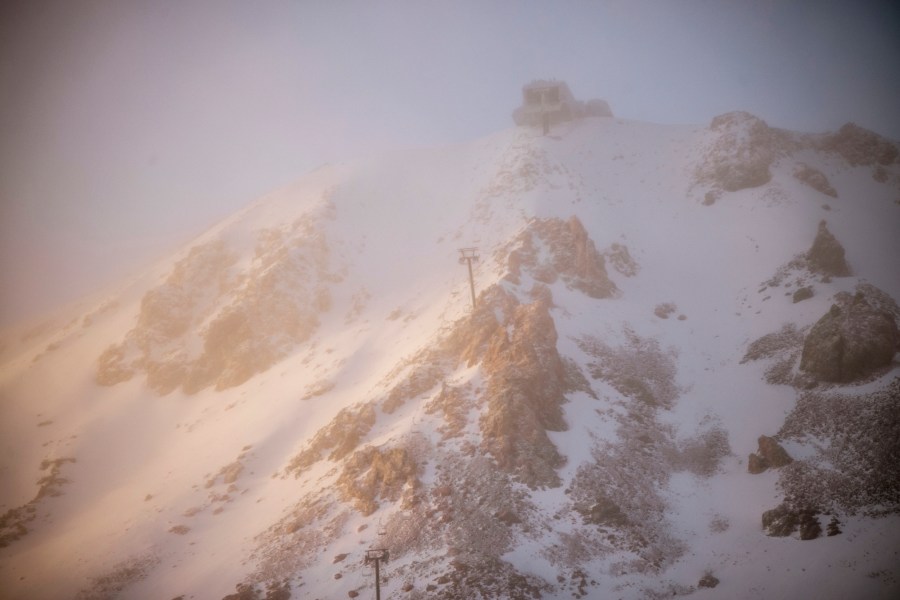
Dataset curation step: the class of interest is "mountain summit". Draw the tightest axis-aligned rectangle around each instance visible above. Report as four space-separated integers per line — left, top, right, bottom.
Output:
2 112 899 599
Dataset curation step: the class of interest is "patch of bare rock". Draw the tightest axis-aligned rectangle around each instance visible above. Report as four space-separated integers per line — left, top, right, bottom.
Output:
800 286 900 384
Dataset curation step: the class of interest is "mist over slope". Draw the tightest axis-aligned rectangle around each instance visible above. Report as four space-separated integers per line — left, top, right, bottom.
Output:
1 113 899 599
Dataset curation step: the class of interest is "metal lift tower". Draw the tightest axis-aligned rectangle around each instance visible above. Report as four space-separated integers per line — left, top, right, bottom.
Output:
458 247 479 309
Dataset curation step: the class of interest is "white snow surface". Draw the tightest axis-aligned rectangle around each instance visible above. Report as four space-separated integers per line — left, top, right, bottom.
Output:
1 116 899 599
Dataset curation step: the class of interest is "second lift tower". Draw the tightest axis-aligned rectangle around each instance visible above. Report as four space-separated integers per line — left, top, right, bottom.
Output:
458 247 479 309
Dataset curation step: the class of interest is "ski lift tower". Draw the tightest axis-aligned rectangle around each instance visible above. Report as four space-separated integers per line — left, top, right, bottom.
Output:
365 548 389 600
458 247 479 309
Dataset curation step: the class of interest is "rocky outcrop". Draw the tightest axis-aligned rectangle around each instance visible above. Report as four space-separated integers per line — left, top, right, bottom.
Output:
479 288 569 489
285 403 377 476
748 435 793 474
696 111 782 193
793 163 837 197
819 122 899 167
96 218 338 394
504 216 618 299
337 446 420 516
800 288 899 383
792 286 814 303
807 220 851 277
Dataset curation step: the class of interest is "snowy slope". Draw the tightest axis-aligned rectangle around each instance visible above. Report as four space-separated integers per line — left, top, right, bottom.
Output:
1 114 899 600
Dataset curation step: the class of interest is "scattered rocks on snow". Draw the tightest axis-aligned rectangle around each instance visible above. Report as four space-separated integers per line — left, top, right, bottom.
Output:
0 457 76 548
75 554 161 599
676 426 732 477
698 572 720 588
603 242 639 277
654 302 677 319
777 378 900 515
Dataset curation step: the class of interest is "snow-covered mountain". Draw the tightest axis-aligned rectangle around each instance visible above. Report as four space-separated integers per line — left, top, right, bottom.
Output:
2 111 899 599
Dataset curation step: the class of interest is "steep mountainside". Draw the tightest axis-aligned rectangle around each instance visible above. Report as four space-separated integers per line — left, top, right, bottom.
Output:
1 113 899 599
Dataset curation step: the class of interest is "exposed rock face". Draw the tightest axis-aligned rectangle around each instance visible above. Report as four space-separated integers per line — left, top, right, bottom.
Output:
285 403 377 476
96 215 338 394
504 216 618 299
820 122 899 167
480 287 569 489
696 111 781 193
747 435 793 474
807 220 850 277
337 446 420 516
793 163 837 197
800 289 899 383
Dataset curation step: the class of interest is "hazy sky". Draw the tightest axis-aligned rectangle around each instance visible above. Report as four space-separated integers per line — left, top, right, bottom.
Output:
1 0 899 326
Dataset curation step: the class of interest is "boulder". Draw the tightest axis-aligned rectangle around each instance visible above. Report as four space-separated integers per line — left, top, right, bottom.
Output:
698 111 777 192
748 435 792 474
807 221 850 277
800 291 899 383
793 163 837 197
792 286 814 303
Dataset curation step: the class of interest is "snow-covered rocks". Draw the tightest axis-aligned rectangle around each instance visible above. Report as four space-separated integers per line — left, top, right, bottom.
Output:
819 122 899 168
695 111 781 194
95 214 339 394
747 435 793 474
807 220 851 277
800 286 900 383
503 216 618 300
793 163 837 198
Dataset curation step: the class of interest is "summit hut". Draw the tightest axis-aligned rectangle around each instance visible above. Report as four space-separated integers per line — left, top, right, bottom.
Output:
512 80 613 134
